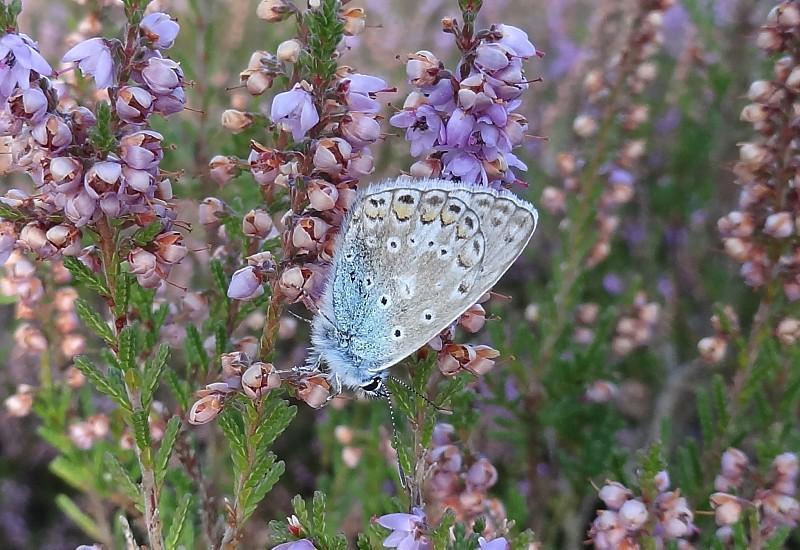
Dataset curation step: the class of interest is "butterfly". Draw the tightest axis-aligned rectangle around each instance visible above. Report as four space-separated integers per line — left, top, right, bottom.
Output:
306 177 538 399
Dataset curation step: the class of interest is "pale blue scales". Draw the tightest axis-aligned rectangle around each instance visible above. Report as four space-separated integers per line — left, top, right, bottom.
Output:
307 177 538 398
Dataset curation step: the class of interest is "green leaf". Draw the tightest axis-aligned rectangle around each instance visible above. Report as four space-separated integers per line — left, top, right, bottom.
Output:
164 369 191 411
88 102 117 154
56 494 105 541
104 452 142 509
63 256 110 297
0 201 24 220
241 457 284 522
156 416 182 486
114 271 132 319
219 407 248 473
50 457 93 490
164 493 193 550
131 409 152 453
142 345 170 410
311 490 326 536
186 324 209 375
132 221 163 246
73 356 131 412
118 325 137 372
76 298 115 345
210 259 230 302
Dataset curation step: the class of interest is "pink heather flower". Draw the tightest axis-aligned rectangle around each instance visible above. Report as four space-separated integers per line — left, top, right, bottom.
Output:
228 266 264 300
116 86 154 124
272 540 316 550
479 537 509 550
494 24 537 58
0 33 53 101
270 83 319 141
376 509 431 550
140 13 180 49
62 37 115 89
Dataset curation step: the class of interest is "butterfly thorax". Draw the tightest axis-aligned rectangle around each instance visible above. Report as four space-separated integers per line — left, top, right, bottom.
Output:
309 314 387 391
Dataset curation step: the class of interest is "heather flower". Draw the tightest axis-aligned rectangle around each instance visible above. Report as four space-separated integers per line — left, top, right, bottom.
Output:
270 83 319 141
341 73 392 113
389 103 445 157
0 33 52 101
116 86 154 124
140 13 180 49
140 56 183 95
8 87 48 123
493 24 537 58
478 537 509 550
62 37 114 89
376 509 431 550
228 266 265 300
272 540 316 550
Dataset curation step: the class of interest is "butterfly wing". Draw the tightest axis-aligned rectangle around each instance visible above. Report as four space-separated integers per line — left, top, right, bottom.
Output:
313 177 538 386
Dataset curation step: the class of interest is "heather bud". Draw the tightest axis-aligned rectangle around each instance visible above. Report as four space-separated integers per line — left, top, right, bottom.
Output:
341 7 366 36
221 109 255 134
208 155 239 186
619 499 648 530
188 393 224 424
698 336 727 363
277 39 302 63
256 0 294 22
776 317 800 346
243 209 275 239
242 362 281 399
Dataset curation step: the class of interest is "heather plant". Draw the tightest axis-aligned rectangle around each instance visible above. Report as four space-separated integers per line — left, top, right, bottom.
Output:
1 0 799 549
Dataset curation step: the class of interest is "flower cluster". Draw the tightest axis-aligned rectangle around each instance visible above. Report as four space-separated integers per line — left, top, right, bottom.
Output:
589 470 697 549
541 0 672 268
431 292 501 377
0 12 186 289
718 1 800 300
424 423 508 538
711 449 800 542
213 1 392 309
188 350 330 425
390 22 538 188
610 291 660 357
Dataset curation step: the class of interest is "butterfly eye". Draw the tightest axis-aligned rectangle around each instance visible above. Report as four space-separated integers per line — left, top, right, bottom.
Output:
361 377 382 393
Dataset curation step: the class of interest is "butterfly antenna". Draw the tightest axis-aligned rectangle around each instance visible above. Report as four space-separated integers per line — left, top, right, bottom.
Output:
286 308 313 325
385 389 409 491
390 376 453 415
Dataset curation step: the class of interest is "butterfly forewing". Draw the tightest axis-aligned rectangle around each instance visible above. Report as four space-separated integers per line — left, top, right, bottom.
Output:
322 178 537 377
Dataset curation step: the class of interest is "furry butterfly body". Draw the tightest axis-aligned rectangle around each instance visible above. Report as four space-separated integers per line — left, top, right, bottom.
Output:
308 177 538 396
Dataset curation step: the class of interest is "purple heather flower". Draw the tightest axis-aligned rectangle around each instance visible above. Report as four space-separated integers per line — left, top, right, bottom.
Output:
342 73 392 113
270 83 319 141
475 43 512 72
494 24 537 58
140 13 180 49
62 37 115 89
64 190 97 227
141 57 183 94
152 86 185 116
272 540 316 550
0 33 52 101
445 108 476 147
228 266 264 300
0 228 15 266
442 150 487 185
390 104 445 157
479 537 509 550
8 87 48 123
376 508 431 550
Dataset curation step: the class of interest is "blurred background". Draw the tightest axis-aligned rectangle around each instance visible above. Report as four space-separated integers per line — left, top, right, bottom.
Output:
3 0 794 548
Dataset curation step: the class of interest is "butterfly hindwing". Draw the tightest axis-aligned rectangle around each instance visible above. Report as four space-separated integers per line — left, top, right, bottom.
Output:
315 178 537 384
